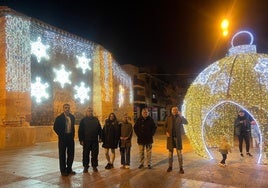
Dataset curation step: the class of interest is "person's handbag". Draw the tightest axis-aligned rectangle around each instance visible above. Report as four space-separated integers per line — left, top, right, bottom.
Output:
235 125 241 136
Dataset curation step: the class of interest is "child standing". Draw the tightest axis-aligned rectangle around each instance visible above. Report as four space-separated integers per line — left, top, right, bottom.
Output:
251 121 260 148
218 135 232 167
119 114 133 169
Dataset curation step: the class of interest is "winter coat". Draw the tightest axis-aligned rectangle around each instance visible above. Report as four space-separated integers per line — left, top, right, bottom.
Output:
134 116 157 145
53 113 75 139
234 115 251 136
219 141 231 154
102 119 120 149
164 114 188 150
119 121 133 148
78 116 102 142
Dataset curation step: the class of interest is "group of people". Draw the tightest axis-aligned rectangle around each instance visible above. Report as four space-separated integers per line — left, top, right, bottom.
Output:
53 103 260 176
53 104 133 176
218 109 261 167
53 104 189 176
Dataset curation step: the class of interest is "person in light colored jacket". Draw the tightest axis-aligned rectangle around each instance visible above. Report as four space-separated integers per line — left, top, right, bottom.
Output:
164 106 188 174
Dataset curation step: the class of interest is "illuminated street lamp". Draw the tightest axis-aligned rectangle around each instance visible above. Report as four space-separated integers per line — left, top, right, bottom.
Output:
221 19 229 37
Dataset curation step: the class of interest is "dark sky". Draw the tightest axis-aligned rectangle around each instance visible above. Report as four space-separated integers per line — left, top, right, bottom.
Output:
2 0 268 74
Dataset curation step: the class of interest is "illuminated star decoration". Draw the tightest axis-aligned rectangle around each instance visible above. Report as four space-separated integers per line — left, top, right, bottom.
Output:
30 36 50 63
53 64 72 88
74 82 90 104
31 77 49 103
76 52 91 74
118 84 125 107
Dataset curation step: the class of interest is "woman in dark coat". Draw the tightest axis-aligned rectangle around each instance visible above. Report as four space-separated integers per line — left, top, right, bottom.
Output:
164 106 188 174
234 110 253 157
102 113 120 169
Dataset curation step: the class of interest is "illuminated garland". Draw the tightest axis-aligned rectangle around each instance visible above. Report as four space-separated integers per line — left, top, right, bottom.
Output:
5 12 133 107
5 15 31 92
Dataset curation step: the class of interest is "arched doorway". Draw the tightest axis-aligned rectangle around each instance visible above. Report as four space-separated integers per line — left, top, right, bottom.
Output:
202 101 262 163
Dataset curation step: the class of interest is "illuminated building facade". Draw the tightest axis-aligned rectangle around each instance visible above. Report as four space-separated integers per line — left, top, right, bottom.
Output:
0 7 133 148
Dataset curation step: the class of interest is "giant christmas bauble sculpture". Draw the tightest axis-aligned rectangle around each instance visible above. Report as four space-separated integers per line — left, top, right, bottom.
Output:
183 31 268 164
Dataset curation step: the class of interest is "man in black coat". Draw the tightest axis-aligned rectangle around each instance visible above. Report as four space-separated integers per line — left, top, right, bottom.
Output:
134 107 157 169
53 103 76 176
78 107 102 173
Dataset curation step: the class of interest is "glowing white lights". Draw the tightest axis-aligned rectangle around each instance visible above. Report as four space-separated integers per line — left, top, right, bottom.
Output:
31 77 49 103
228 30 256 55
231 30 254 47
118 84 125 107
193 62 220 85
103 51 111 101
74 82 90 104
5 15 31 92
4 11 133 108
76 52 91 74
30 36 50 62
208 72 231 94
53 64 72 88
255 58 268 90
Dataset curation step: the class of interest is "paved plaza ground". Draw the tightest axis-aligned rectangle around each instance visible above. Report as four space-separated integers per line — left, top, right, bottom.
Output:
0 130 268 188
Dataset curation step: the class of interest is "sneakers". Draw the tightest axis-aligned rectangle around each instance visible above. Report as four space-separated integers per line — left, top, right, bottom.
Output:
148 165 152 169
179 167 184 174
167 167 172 172
247 152 253 157
83 167 88 173
120 165 130 169
240 153 244 157
138 164 144 169
218 163 226 167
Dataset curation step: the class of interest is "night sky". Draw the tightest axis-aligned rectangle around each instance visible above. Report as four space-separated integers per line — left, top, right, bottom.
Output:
1 0 268 74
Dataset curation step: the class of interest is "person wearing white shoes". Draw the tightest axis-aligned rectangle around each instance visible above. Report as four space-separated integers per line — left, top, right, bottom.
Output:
119 114 133 169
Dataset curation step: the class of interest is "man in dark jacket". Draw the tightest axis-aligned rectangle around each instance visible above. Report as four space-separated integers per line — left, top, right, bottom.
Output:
78 107 102 173
164 106 188 174
53 103 76 176
134 107 157 169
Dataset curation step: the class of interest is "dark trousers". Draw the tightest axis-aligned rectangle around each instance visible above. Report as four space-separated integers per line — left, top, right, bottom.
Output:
120 147 131 165
238 132 250 153
58 134 75 173
220 153 227 164
83 140 99 168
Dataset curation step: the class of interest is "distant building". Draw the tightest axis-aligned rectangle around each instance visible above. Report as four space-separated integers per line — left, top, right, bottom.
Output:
122 64 168 123
122 64 197 124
